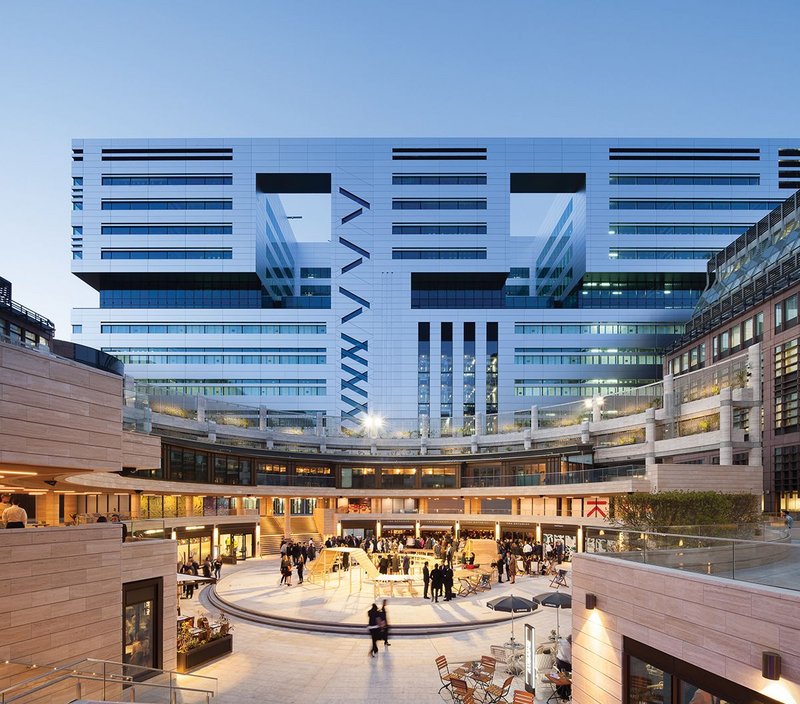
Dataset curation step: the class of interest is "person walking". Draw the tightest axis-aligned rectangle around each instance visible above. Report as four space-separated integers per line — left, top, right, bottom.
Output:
402 554 410 575
213 557 222 580
422 561 431 599
296 554 305 584
378 600 391 648
2 497 27 529
508 554 517 584
367 604 380 657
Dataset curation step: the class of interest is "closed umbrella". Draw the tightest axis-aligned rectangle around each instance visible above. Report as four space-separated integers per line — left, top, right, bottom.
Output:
487 593 538 641
533 591 572 638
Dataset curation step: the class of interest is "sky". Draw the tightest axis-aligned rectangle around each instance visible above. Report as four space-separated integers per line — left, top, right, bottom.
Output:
2 0 799 335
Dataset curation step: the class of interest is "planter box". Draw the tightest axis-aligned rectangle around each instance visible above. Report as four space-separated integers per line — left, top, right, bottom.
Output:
176 634 233 673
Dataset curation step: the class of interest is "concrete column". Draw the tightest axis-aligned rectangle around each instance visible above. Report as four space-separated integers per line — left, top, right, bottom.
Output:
316 412 325 437
36 493 60 526
576 526 584 553
419 498 428 513
183 495 194 517
142 407 152 434
471 434 478 454
283 499 293 538
530 406 539 431
535 524 542 543
207 420 217 443
415 520 420 539
130 493 141 520
197 396 206 423
494 521 500 540
747 342 762 402
592 396 602 423
511 499 519 516
719 387 734 465
212 526 220 558
581 420 590 445
259 405 267 431
454 521 460 538
645 407 657 466
523 428 532 451
376 521 382 538
663 373 675 417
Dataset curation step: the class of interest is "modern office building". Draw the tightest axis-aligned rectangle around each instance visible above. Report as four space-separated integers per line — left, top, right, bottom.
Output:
667 190 800 512
70 138 796 429
1 275 55 346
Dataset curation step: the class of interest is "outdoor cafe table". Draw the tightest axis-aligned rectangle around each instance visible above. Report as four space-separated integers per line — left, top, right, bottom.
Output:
544 672 571 703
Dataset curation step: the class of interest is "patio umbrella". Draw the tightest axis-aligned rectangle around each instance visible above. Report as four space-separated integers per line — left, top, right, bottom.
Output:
487 593 538 641
533 591 572 638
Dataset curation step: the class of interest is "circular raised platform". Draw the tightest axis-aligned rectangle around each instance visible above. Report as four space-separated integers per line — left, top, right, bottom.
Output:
202 556 567 636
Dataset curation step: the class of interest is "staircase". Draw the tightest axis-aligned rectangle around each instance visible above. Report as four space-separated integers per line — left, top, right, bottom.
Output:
259 515 323 556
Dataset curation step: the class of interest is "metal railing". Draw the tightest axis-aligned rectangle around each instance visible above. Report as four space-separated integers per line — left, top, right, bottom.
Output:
0 657 217 704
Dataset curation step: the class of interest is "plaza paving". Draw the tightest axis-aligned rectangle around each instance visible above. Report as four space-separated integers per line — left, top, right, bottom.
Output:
184 557 571 704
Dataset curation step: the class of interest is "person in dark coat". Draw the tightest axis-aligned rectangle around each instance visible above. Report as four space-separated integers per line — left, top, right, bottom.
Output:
443 565 454 601
422 561 431 599
402 554 410 575
367 603 380 657
430 564 443 603
296 555 305 584
379 556 389 574
378 600 391 647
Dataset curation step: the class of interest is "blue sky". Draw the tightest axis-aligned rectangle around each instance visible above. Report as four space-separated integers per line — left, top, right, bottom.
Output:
1 0 798 334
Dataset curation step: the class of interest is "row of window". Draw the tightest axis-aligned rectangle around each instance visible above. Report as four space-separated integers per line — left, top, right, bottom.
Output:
100 323 326 334
577 289 701 309
514 348 661 365
712 312 764 361
508 268 530 279
101 200 232 210
391 248 487 260
300 268 331 279
146 381 326 396
102 175 232 186
515 323 683 335
609 248 718 260
775 337 799 434
775 292 800 333
101 224 232 235
114 353 325 365
101 249 232 260
514 383 647 397
775 339 798 379
609 174 759 185
100 289 262 308
608 223 749 236
392 224 487 235
668 343 707 376
392 199 487 210
609 199 782 210
106 346 324 353
392 174 486 185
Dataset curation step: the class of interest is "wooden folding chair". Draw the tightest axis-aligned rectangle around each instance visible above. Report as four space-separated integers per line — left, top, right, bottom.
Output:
484 675 514 704
435 655 465 695
451 677 478 703
457 577 477 597
512 691 535 704
549 569 569 588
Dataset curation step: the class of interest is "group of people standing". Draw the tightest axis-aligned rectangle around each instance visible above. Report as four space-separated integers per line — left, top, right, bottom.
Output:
422 562 455 602
279 538 317 586
178 554 222 598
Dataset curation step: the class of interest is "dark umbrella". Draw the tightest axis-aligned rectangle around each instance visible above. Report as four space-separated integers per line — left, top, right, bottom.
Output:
533 592 572 637
487 594 538 640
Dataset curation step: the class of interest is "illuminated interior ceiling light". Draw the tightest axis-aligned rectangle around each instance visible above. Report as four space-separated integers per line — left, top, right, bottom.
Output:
0 470 38 476
185 526 206 531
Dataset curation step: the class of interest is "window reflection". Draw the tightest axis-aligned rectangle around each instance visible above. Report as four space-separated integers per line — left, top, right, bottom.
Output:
628 655 671 704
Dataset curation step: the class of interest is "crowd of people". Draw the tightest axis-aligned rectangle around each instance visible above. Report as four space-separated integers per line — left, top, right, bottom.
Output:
278 538 317 586
178 554 222 598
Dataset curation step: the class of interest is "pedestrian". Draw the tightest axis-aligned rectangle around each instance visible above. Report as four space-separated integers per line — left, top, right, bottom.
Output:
297 554 305 584
496 555 504 583
367 603 380 657
2 497 27 529
508 554 517 584
785 511 795 530
443 565 454 601
422 561 430 599
202 556 213 578
431 564 443 603
378 600 391 647
213 557 222 580
402 554 410 575
379 555 389 574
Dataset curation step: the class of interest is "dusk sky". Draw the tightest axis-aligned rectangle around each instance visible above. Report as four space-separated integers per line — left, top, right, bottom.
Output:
2 0 799 334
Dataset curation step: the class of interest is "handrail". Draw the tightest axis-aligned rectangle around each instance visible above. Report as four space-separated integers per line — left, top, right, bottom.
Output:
0 656 217 703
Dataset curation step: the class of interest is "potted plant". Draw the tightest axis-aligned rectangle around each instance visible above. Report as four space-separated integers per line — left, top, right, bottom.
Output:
176 613 233 673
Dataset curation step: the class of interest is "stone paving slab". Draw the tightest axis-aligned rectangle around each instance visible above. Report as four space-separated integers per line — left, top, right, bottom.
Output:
181 557 572 704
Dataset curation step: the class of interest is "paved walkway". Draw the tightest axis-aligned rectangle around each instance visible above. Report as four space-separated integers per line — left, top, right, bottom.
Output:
179 557 571 704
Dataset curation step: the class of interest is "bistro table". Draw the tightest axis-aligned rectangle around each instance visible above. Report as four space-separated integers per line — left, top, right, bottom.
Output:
544 671 571 703
504 639 525 675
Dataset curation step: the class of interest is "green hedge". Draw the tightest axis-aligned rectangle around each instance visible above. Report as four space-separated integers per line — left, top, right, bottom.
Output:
609 491 760 530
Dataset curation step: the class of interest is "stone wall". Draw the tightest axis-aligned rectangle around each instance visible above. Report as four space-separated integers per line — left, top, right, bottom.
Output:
571 553 800 704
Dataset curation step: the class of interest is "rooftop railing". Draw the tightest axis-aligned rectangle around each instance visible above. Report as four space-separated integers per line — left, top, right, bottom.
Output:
584 525 798 593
